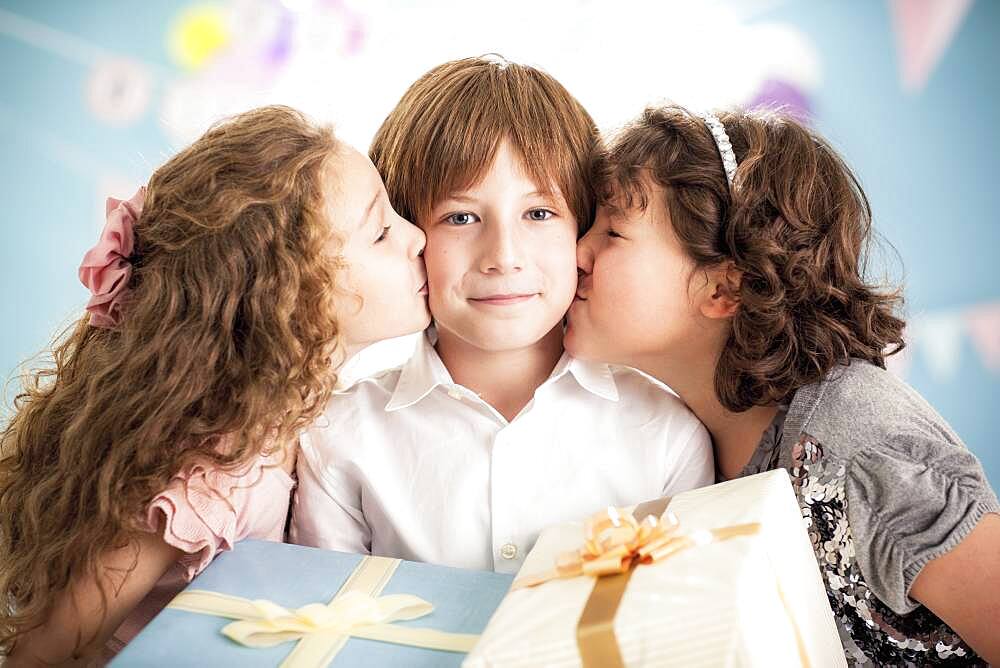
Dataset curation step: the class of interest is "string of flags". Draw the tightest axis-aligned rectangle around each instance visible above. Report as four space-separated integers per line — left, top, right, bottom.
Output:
2 0 977 141
887 301 1000 382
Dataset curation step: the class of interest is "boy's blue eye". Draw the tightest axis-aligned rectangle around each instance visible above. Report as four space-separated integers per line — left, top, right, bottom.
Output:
375 226 391 242
527 209 555 222
445 212 479 226
607 227 623 239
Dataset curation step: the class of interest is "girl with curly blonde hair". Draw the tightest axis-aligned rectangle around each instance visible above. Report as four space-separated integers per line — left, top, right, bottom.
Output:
566 104 1000 664
1 105 429 664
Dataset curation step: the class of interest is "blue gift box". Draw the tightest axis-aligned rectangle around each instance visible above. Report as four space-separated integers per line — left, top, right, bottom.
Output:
112 540 514 667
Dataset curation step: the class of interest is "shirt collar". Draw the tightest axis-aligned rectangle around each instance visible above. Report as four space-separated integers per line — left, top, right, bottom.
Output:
385 332 621 411
551 354 620 402
385 332 454 412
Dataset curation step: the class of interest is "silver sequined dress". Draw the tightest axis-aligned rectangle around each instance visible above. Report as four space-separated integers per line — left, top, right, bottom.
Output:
735 361 998 666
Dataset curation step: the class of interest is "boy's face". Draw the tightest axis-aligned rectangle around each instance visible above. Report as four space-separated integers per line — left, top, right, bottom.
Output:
566 179 703 366
422 140 578 353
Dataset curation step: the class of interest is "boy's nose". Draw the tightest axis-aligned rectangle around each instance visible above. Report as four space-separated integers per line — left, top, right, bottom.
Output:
480 224 524 274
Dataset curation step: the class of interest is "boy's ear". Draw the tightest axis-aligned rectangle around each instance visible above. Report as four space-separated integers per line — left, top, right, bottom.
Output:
699 262 742 319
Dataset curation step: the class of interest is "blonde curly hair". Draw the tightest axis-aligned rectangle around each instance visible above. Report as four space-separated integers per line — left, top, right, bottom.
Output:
0 105 345 652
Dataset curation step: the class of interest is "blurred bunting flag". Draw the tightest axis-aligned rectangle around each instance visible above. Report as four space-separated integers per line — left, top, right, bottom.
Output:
889 0 974 92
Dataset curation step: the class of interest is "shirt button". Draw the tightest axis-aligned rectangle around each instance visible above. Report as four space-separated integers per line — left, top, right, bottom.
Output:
500 543 518 560
447 388 463 401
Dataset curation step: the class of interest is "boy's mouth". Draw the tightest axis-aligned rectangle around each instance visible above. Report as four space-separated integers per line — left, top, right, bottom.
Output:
418 282 428 295
469 293 537 306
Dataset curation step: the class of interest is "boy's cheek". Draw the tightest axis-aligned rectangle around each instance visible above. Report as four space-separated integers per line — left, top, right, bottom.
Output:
422 246 460 285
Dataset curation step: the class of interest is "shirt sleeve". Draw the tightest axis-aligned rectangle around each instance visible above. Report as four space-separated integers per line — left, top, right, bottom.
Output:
288 428 372 554
660 417 715 497
145 455 289 581
846 435 1000 614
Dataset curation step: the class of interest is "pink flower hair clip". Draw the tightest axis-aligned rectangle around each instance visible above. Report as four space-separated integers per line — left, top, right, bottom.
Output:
78 186 145 329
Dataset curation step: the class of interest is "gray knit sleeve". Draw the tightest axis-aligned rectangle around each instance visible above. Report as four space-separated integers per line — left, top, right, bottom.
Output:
845 436 1000 614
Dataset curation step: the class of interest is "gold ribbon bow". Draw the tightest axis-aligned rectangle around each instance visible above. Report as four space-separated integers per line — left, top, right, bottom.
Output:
514 505 760 589
512 505 761 668
167 555 479 667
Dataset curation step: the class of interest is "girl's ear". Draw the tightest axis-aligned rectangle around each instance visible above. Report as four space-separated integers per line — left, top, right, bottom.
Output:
699 261 742 319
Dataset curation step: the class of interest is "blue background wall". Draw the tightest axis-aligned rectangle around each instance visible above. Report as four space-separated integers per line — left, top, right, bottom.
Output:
1 0 997 486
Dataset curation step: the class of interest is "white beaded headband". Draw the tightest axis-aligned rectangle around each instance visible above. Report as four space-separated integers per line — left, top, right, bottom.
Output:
701 113 738 187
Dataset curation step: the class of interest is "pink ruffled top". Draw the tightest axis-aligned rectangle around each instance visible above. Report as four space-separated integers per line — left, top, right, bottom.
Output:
106 451 295 655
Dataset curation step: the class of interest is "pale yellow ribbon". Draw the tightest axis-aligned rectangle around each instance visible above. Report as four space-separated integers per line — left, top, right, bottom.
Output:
167 555 479 667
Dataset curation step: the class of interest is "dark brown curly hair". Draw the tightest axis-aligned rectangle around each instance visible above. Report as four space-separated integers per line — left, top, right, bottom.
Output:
597 104 905 412
0 106 344 652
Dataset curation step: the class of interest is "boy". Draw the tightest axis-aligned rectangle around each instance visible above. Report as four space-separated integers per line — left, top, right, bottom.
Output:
291 56 713 573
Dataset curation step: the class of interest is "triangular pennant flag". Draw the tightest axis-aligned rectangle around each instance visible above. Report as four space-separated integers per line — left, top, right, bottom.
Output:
914 312 964 381
884 330 915 381
889 0 974 92
963 302 1000 372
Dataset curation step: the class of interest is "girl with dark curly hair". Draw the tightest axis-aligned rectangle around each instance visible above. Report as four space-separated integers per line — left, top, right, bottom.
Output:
1 105 429 665
565 104 999 665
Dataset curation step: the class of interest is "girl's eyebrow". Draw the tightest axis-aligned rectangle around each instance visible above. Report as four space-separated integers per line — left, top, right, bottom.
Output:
357 191 380 230
605 207 627 222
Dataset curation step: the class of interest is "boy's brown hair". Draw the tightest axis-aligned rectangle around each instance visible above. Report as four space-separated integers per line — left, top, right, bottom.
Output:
370 55 599 232
597 104 905 412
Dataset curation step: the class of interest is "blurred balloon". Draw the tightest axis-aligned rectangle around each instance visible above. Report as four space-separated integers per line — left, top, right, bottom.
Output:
168 5 231 70
323 0 365 56
86 58 153 126
225 0 295 71
745 78 812 123
264 8 295 66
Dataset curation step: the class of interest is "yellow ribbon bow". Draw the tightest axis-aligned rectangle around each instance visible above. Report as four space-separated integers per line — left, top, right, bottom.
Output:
167 556 479 667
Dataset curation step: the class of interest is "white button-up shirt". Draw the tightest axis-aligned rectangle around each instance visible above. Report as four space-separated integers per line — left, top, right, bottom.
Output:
290 334 713 573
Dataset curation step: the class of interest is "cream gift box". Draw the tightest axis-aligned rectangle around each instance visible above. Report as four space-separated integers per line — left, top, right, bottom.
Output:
464 469 845 667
